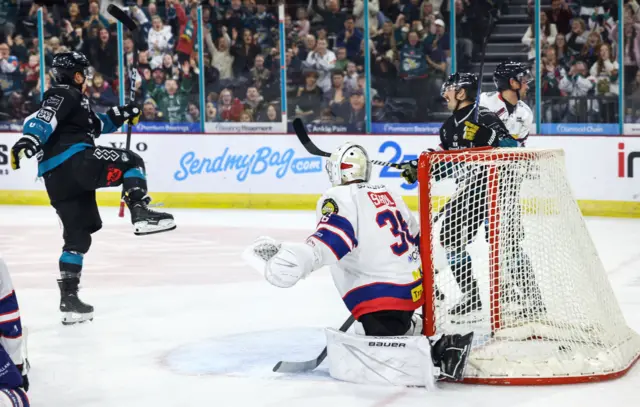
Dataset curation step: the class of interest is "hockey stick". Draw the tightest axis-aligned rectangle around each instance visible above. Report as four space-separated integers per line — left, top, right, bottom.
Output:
473 12 495 122
292 118 404 169
108 4 139 217
272 314 356 373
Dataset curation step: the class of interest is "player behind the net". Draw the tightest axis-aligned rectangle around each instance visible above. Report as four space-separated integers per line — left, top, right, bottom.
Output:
243 142 473 388
10 52 176 326
480 60 546 318
401 72 511 320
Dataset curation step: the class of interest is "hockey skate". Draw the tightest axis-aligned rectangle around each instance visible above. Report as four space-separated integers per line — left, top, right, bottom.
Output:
127 196 176 236
58 278 93 325
449 289 483 324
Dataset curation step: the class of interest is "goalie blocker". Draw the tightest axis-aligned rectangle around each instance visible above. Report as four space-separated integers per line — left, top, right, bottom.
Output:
243 142 474 387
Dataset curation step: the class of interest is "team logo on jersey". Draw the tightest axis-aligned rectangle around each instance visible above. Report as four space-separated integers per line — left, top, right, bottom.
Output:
93 148 120 161
36 109 54 123
43 95 64 111
321 198 339 215
106 165 122 186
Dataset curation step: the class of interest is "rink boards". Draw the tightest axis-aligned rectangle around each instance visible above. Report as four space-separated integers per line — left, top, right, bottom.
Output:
0 132 638 218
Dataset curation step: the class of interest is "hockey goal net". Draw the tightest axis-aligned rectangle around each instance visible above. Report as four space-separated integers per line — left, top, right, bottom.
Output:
418 147 640 384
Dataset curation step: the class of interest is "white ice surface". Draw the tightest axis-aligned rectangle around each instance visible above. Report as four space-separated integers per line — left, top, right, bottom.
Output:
0 205 639 407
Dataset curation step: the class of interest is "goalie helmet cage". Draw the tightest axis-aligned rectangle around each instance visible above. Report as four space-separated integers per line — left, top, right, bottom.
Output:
418 147 640 385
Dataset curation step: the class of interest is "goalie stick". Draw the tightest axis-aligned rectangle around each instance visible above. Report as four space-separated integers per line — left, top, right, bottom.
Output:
272 315 356 373
108 4 139 217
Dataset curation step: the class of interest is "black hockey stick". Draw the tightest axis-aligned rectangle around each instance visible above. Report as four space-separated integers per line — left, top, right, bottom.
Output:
272 314 356 373
108 4 139 217
292 118 404 169
473 12 495 122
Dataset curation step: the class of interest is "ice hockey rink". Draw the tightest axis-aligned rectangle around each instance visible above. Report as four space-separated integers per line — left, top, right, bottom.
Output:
0 205 638 407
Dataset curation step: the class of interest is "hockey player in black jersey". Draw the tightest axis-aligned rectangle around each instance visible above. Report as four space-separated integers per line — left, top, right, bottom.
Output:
402 72 511 319
10 52 176 325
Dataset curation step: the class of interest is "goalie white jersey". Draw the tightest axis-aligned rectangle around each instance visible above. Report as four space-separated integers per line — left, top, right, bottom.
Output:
309 182 424 319
480 91 533 145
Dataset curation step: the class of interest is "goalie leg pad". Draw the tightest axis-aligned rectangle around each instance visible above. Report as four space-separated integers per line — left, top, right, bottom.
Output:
325 328 438 389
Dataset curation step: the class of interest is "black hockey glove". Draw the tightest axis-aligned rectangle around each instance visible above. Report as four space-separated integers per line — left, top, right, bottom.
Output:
463 120 496 147
400 160 418 184
107 103 141 128
11 135 42 170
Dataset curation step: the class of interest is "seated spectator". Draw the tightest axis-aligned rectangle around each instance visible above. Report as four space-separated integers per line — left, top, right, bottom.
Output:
141 99 164 122
295 8 311 38
205 102 218 122
312 0 347 37
344 89 366 132
148 15 174 68
354 0 380 35
161 54 179 80
559 60 596 122
250 54 272 90
345 61 359 92
261 103 280 122
334 47 349 72
420 1 440 30
580 31 603 69
303 38 336 92
157 78 190 123
239 109 253 122
186 102 200 123
554 34 572 70
84 0 111 30
218 88 244 122
286 47 303 96
541 46 568 122
20 54 40 92
86 72 117 113
590 42 619 96
566 18 589 55
244 86 265 115
295 71 324 121
337 16 363 60
523 12 557 62
324 70 351 119
0 43 18 74
9 35 28 64
147 67 166 101
546 0 573 35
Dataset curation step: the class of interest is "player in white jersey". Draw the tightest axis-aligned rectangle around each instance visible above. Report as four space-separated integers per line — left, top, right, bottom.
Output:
479 60 534 147
481 60 546 319
244 142 473 387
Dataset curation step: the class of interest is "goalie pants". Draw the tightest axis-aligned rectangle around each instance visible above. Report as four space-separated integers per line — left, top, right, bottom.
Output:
358 310 414 336
43 147 147 277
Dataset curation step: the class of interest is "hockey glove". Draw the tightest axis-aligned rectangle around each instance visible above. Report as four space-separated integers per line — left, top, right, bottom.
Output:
400 160 418 184
10 135 41 170
107 103 142 128
463 120 496 147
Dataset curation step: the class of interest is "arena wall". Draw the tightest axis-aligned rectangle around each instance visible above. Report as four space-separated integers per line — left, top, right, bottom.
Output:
0 133 638 218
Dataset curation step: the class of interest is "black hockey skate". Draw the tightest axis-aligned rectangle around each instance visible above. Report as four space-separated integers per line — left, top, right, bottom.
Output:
449 288 483 324
127 196 176 236
431 332 474 381
58 278 94 326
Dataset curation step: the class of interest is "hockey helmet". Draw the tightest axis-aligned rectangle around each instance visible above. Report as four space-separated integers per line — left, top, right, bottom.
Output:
493 60 532 91
441 72 478 102
325 142 372 187
51 52 92 87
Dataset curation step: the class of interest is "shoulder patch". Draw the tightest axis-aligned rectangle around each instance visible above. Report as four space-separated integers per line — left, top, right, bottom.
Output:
43 95 64 111
321 198 339 215
36 109 54 123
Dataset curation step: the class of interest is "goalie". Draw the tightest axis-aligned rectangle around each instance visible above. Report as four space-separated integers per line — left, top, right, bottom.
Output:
244 142 473 388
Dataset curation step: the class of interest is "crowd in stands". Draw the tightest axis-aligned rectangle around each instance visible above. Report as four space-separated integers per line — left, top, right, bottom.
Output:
530 0 621 123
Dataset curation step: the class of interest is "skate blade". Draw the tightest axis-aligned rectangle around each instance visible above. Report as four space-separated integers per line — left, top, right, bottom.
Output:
61 311 94 326
134 220 176 236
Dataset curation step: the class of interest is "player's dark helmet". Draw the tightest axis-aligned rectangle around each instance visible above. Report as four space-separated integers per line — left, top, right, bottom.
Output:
51 52 92 87
493 61 532 91
441 72 478 102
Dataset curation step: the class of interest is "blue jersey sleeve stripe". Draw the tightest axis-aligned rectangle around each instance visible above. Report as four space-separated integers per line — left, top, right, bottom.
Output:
124 168 146 179
96 112 118 134
318 214 357 247
342 279 423 312
23 111 57 144
310 228 352 260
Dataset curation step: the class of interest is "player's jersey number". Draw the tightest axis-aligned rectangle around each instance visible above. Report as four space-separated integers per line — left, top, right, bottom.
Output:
376 209 416 256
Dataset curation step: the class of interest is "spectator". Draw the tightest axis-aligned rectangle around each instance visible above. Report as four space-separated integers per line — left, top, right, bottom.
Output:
141 99 164 122
559 60 596 122
400 0 421 25
298 34 316 62
324 69 351 119
303 38 336 92
204 27 234 81
239 109 253 122
541 46 568 122
590 42 619 96
0 43 18 74
84 0 111 30
262 103 280 122
250 3 277 49
218 88 244 121
624 23 640 94
523 12 557 62
580 31 603 68
21 53 40 92
398 31 429 113
148 15 174 67
295 8 311 38
454 0 473 71
186 102 200 123
250 54 271 90
334 47 349 72
373 21 397 60
66 2 84 29
343 89 366 131
424 19 449 79
27 5 58 39
161 54 179 80
172 0 198 63
546 0 573 35
85 27 117 79
147 67 167 101
554 34 572 70
354 0 380 35
312 0 347 37
61 20 84 53
157 78 189 123
286 47 303 96
86 72 117 113
394 14 409 50
244 86 265 115
295 70 324 121
205 101 218 122
231 28 261 79
9 35 28 64
345 61 359 92
337 16 363 60
566 18 589 55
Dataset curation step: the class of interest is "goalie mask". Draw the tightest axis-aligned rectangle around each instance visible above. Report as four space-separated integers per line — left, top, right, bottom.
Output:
326 142 372 187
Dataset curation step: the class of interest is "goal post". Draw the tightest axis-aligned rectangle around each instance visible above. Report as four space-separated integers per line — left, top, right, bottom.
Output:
418 147 640 384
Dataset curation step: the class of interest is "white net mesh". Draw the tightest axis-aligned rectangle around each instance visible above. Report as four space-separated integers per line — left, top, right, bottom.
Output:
418 148 640 384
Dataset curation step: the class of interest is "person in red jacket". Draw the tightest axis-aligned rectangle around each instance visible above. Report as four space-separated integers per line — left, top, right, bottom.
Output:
170 0 198 64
